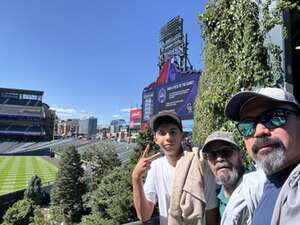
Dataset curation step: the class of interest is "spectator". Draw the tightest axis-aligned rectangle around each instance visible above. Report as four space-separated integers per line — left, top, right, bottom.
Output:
223 87 300 225
132 111 185 225
202 131 245 217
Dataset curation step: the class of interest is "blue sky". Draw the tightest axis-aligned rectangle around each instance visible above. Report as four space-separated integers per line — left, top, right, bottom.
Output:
0 0 207 126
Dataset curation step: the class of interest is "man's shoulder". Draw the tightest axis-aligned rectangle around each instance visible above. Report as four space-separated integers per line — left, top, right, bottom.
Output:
242 169 266 185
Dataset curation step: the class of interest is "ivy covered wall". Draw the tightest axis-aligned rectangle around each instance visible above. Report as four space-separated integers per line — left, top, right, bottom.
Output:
193 0 298 144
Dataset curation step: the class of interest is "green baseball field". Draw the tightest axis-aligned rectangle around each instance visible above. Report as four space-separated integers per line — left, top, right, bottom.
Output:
0 156 58 196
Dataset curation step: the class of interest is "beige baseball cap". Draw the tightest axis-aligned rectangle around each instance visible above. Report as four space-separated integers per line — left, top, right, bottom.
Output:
202 131 240 153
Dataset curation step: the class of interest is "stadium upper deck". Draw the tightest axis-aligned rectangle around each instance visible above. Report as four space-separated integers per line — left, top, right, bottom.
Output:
0 87 55 141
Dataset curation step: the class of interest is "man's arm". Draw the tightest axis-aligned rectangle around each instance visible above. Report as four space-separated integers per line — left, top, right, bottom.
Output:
132 145 160 221
132 175 155 221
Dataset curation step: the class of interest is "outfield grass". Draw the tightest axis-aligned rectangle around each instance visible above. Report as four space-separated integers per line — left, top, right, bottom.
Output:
0 156 58 195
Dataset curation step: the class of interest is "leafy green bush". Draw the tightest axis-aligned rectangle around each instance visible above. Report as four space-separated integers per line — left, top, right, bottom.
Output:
2 199 36 225
81 142 121 191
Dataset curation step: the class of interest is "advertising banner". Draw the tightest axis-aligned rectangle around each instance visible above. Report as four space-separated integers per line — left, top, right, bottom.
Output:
154 73 199 120
142 62 200 123
129 108 142 129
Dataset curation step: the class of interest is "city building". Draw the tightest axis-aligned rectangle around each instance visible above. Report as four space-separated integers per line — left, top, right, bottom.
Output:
56 118 79 138
110 119 127 133
79 117 97 137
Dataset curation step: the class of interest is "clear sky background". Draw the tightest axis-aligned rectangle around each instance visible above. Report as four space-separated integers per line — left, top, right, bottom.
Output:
0 0 207 126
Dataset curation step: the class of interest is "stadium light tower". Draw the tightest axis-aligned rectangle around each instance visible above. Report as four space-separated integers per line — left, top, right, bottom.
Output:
158 16 193 72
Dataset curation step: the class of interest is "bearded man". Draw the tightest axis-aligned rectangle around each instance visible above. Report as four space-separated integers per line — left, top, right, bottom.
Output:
202 131 245 217
224 87 300 225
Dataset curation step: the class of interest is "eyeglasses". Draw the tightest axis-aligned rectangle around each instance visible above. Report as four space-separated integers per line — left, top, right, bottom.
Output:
207 147 237 160
237 108 299 138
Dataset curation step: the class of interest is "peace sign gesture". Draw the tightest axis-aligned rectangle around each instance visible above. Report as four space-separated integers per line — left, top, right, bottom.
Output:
132 144 161 180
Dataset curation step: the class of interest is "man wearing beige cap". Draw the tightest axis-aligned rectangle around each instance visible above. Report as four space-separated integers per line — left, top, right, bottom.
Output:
224 87 300 225
202 131 245 218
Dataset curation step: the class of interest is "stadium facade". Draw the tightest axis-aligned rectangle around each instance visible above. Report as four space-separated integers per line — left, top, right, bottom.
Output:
0 87 55 141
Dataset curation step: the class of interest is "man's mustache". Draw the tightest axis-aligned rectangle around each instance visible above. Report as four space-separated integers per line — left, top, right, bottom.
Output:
252 137 283 154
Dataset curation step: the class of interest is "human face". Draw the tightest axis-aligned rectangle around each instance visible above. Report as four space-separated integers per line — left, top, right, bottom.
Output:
154 123 184 157
240 101 300 175
207 142 243 186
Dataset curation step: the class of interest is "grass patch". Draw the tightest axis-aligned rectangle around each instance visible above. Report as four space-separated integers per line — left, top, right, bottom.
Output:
0 156 58 195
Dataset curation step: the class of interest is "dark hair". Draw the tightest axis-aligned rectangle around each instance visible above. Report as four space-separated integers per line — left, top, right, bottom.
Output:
153 116 182 132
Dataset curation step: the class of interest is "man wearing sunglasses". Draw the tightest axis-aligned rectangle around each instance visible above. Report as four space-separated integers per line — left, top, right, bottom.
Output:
224 87 300 225
202 131 245 218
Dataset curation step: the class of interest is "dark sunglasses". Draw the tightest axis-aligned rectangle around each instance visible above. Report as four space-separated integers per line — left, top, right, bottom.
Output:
207 147 237 160
237 108 299 138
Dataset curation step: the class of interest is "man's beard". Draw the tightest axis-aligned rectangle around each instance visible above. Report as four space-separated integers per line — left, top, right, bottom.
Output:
215 164 241 186
252 137 285 175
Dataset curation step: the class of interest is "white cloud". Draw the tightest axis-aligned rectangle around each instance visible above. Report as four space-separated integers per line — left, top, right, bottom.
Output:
50 107 77 114
50 106 93 119
113 114 120 118
120 108 131 113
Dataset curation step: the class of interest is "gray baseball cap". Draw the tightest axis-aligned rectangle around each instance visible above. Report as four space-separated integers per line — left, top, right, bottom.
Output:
202 131 240 153
149 111 182 132
225 87 300 121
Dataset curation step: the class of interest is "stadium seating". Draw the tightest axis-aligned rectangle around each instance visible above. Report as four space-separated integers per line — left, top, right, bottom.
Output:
0 97 42 107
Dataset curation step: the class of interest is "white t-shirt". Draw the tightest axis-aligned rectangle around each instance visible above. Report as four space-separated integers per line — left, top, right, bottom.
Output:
144 156 174 225
144 155 217 225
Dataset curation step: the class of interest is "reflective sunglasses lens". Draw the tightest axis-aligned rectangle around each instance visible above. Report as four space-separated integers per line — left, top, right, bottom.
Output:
237 120 255 137
262 111 287 129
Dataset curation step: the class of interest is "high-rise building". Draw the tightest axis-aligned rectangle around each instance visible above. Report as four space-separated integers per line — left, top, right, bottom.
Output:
79 117 97 137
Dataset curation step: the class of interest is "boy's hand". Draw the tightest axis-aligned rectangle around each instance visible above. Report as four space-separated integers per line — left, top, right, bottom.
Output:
132 144 160 180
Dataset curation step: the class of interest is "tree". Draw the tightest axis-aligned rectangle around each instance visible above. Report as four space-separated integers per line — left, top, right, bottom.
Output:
24 175 44 205
81 128 158 224
81 142 121 191
29 207 50 225
193 0 298 144
84 164 134 225
2 199 36 225
50 145 85 223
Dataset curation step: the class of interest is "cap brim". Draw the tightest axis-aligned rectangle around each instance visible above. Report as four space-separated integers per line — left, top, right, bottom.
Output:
202 139 240 153
224 91 296 121
149 112 182 131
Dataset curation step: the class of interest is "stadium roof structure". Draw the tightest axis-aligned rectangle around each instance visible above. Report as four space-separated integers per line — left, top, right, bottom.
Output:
0 87 44 96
